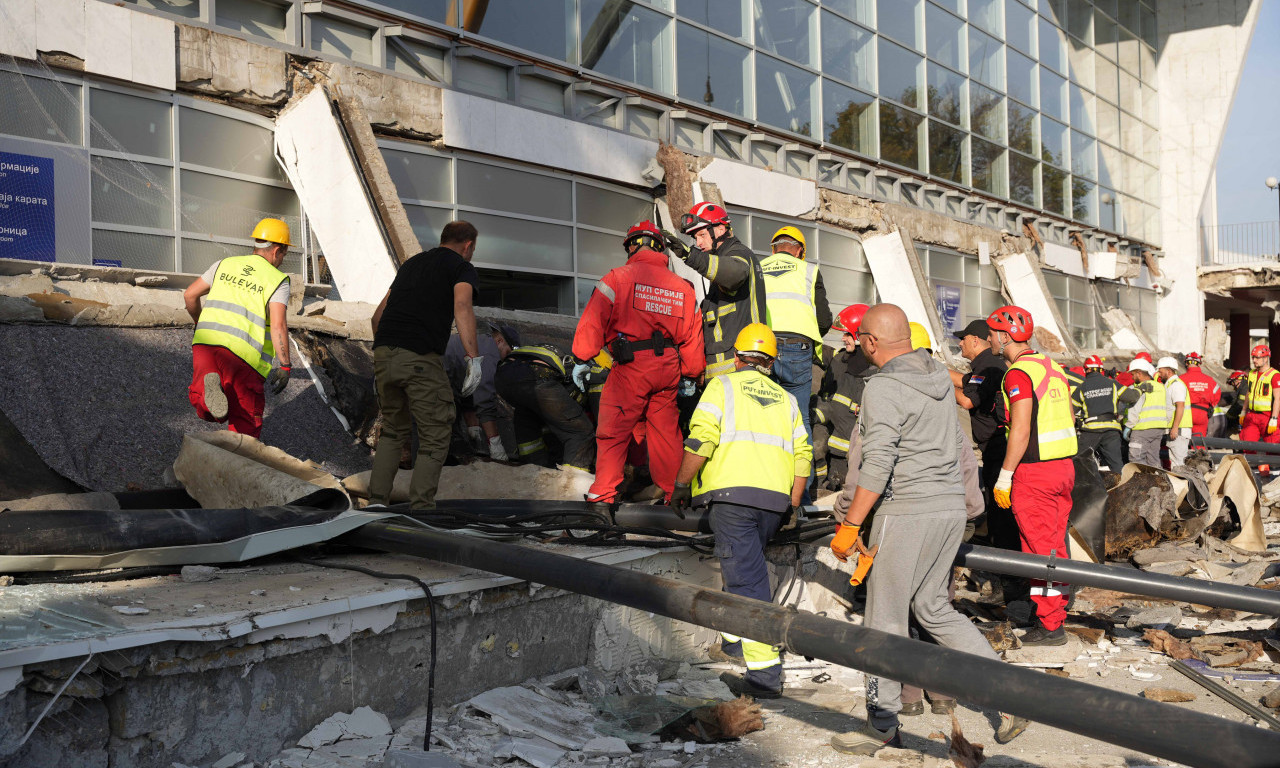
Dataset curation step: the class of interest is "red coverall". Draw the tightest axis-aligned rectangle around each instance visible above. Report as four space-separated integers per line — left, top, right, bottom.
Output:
573 248 705 502
1240 368 1280 444
1181 366 1221 438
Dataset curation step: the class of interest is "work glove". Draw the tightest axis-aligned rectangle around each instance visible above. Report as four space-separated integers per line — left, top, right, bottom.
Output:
468 425 486 453
1270 417 1279 436
488 435 508 462
678 378 697 397
830 522 862 562
460 356 484 397
572 362 591 392
669 482 692 518
993 468 1014 509
1123 426 1132 441
267 365 291 395
662 230 691 260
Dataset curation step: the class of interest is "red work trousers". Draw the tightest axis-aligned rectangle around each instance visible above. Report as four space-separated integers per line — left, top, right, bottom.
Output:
587 350 681 503
1190 409 1209 438
189 344 265 438
1240 411 1280 444
1011 458 1074 631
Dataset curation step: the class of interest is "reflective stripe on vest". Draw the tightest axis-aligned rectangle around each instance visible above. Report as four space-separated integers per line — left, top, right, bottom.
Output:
192 255 286 377
1248 370 1276 413
509 345 567 377
1165 375 1193 430
1001 352 1078 461
1132 379 1169 430
1079 374 1121 432
760 253 820 342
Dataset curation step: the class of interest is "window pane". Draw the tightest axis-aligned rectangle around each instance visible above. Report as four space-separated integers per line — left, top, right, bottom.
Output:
1095 10 1117 60
92 158 173 228
822 11 875 90
1008 100 1037 154
1140 4 1157 49
456 58 510 99
971 137 1008 196
929 250 964 281
677 0 746 40
1039 67 1067 122
878 39 923 109
93 230 175 271
519 76 565 114
925 4 964 71
1039 16 1067 73
877 0 922 50
1007 49 1037 107
1095 55 1118 103
826 0 874 27
577 185 651 231
181 239 242 276
1043 164 1068 215
382 149 452 203
126 0 199 17
968 27 1005 89
969 0 1003 38
1072 178 1096 224
1007 0 1036 54
1041 116 1067 167
457 161 571 220
751 217 815 255
823 265 876 305
822 79 876 155
1070 130 1096 178
310 15 375 64
577 228 623 276
217 0 289 43
389 39 449 82
1119 69 1140 115
179 108 285 182
971 83 1005 143
1066 0 1092 43
467 212 573 271
1068 38 1094 89
0 71 81 145
581 0 672 92
818 229 867 270
879 102 923 170
180 170 298 239
678 23 750 116
928 120 965 183
1118 22 1140 74
476 269 573 315
403 204 455 250
464 0 574 62
1069 84 1095 134
926 63 965 126
756 55 817 137
365 0 453 23
1098 143 1120 189
90 90 172 159
1096 99 1119 145
754 0 815 67
1010 152 1037 205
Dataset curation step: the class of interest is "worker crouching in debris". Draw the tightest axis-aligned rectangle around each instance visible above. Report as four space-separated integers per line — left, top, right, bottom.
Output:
184 217 294 438
445 321 517 461
827 304 1028 753
671 323 810 699
494 343 595 471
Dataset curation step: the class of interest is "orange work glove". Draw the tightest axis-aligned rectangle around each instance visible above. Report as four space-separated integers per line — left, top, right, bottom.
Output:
830 523 861 562
1269 417 1278 436
994 468 1014 509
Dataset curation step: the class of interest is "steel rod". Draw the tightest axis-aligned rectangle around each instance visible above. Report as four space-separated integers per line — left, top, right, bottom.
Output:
1170 660 1280 731
344 522 1280 768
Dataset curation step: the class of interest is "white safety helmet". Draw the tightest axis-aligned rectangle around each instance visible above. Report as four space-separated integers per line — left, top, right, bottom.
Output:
1156 356 1179 372
1128 359 1156 376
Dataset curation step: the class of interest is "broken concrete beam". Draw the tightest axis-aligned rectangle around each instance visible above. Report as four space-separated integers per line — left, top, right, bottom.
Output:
1125 606 1184 630
177 24 289 106
344 463 596 504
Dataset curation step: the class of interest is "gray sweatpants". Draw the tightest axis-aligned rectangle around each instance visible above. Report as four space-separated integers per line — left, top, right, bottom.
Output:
864 508 1002 731
1127 428 1163 467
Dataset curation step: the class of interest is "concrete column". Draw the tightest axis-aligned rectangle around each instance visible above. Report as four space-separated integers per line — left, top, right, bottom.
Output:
1230 312 1251 368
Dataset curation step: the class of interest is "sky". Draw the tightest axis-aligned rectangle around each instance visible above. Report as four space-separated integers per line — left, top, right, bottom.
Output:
1215 0 1280 225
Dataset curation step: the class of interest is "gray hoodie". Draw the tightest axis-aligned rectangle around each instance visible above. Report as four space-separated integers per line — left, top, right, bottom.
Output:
855 348 966 516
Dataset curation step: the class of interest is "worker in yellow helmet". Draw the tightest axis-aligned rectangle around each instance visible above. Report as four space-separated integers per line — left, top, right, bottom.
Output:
670 322 811 699
183 218 294 438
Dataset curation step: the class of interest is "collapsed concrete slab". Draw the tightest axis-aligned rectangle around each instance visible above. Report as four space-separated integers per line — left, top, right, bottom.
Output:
172 431 348 509
342 463 596 504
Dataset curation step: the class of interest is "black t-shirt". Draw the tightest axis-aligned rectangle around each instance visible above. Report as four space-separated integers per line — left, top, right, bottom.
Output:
962 347 1008 448
374 247 478 356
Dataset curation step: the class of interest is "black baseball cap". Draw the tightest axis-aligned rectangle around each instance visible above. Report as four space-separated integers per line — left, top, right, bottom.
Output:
954 319 990 340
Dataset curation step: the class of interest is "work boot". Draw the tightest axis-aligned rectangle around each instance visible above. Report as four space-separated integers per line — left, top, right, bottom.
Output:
203 372 228 421
899 701 924 717
830 723 902 755
706 645 745 667
930 699 956 715
1020 624 1067 646
995 713 1031 744
719 671 781 699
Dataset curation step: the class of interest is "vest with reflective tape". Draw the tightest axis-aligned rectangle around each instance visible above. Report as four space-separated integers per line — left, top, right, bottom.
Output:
507 345 567 378
760 253 820 342
701 237 766 379
1131 379 1169 430
192 255 286 377
685 369 812 513
1001 352 1077 461
1078 373 1121 432
1165 375 1193 429
1247 369 1278 413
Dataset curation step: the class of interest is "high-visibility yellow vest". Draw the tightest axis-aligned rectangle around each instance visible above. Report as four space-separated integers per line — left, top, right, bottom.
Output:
1247 369 1277 413
192 255 287 377
1131 379 1169 430
508 345 568 377
760 253 820 342
1078 374 1122 432
685 369 812 512
1165 375 1193 430
1001 352 1077 461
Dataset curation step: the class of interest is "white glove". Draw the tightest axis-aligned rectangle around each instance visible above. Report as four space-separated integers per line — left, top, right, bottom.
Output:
467 425 485 452
678 378 697 397
488 435 508 461
993 468 1014 509
572 362 591 392
461 355 484 397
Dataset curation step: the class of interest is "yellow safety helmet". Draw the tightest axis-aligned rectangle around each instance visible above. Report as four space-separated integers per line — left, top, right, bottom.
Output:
251 217 292 247
770 226 807 259
909 322 932 351
592 348 614 370
734 322 778 359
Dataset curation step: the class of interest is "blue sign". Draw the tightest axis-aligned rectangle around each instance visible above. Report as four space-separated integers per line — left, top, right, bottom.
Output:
0 151 56 262
935 283 962 334
93 259 123 268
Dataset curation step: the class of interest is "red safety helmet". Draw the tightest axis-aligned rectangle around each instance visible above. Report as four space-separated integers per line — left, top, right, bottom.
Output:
1228 370 1248 386
1084 355 1104 369
624 220 663 252
832 303 870 335
1185 351 1203 366
1135 351 1153 363
987 305 1034 343
1252 344 1271 358
680 202 731 235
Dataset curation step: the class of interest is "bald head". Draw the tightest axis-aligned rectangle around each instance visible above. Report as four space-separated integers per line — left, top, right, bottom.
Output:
860 304 913 367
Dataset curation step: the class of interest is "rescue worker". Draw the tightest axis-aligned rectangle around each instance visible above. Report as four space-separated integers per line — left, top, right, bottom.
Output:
495 343 594 471
988 306 1077 647
1240 345 1280 444
670 323 810 698
812 304 871 491
1221 370 1249 438
1157 357 1192 467
1073 356 1124 471
1181 352 1221 438
446 322 516 461
573 221 704 503
1122 359 1166 466
829 304 1028 753
950 319 1013 551
184 217 294 438
663 203 766 378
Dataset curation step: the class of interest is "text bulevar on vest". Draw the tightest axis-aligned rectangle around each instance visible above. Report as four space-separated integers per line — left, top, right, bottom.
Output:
192 255 287 378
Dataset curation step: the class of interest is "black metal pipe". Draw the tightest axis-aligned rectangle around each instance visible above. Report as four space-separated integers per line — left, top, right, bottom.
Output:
1170 660 1280 731
1193 436 1280 455
344 521 1280 768
956 544 1280 617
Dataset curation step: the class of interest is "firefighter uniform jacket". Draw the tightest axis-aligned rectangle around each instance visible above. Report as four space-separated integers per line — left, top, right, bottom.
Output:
682 235 766 378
